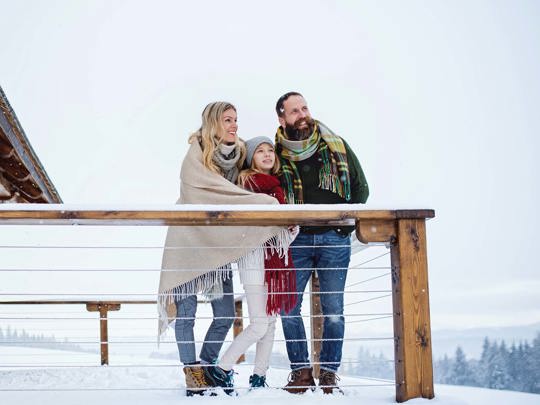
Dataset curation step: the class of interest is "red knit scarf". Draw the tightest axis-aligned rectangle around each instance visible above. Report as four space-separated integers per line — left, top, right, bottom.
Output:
244 173 297 315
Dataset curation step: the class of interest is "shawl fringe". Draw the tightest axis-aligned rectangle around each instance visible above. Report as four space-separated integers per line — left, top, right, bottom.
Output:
158 228 293 340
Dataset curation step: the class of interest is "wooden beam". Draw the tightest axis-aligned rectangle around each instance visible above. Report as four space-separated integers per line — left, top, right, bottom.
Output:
356 219 397 243
86 303 121 365
234 299 245 364
391 219 434 402
310 273 323 378
0 207 434 226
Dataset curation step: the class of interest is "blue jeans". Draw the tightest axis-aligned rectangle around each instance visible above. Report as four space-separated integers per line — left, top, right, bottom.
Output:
281 230 351 373
175 273 235 364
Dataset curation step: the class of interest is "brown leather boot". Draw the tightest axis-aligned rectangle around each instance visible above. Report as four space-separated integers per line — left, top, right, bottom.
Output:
184 365 210 396
318 369 344 394
283 367 316 394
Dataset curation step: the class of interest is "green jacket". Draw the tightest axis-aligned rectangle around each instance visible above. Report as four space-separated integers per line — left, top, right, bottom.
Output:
280 138 369 235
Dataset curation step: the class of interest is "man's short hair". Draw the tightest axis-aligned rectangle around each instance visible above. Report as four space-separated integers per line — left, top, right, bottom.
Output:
275 91 303 117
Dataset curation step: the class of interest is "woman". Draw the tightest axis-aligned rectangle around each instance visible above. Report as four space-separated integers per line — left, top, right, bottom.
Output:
158 102 289 396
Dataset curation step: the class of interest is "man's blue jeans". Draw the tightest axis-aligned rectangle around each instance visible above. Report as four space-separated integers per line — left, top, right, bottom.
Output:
281 230 351 373
174 273 234 364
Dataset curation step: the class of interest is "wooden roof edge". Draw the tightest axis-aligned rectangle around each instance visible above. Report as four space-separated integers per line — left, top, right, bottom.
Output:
0 86 62 203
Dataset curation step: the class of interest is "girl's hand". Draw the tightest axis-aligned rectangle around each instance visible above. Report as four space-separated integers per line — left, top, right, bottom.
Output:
288 225 300 238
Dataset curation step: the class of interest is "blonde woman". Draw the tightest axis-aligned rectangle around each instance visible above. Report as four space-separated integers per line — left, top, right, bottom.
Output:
158 102 290 396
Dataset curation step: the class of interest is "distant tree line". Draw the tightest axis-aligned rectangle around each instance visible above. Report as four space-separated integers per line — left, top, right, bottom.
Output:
341 347 394 380
342 332 540 395
0 326 92 353
435 332 540 394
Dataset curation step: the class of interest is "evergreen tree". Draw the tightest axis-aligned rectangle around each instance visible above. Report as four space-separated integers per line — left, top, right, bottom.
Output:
436 354 453 384
529 333 540 393
478 337 492 386
435 332 540 394
486 341 511 389
508 343 522 391
449 346 476 386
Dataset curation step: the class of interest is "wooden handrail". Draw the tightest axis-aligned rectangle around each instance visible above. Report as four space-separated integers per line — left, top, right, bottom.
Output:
0 205 434 226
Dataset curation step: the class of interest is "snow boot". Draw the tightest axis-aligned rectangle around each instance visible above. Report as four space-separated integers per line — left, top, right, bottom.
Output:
318 369 344 395
249 374 268 389
283 367 316 394
204 365 235 396
183 364 210 396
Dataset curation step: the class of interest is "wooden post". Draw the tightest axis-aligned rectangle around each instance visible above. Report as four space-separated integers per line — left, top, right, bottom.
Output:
86 302 121 365
390 219 434 402
357 216 434 402
234 298 245 363
310 272 323 378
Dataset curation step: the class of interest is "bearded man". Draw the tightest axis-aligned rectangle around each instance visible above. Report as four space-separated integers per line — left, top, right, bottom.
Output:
274 91 369 394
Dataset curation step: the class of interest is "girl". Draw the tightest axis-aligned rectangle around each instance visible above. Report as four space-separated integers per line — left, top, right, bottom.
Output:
158 104 289 396
214 136 298 390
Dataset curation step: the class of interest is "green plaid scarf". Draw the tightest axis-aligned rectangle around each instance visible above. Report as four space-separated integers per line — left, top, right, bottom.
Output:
275 121 351 204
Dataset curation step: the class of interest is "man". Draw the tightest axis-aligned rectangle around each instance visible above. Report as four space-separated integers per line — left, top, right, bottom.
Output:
274 91 369 394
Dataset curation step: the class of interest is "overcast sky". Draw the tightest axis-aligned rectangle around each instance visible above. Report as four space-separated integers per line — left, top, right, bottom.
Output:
1 0 539 333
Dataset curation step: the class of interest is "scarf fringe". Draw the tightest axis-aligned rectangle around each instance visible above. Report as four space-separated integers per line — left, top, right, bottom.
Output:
264 228 298 315
158 229 293 340
157 267 229 343
278 121 351 203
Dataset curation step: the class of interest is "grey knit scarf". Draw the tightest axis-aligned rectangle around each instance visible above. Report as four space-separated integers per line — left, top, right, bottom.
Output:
213 143 241 183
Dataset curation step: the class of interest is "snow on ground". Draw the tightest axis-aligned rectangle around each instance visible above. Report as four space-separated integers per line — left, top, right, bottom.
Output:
1 347 539 405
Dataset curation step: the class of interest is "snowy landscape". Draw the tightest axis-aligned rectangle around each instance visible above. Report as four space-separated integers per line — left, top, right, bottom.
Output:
1 346 540 405
2 0 540 404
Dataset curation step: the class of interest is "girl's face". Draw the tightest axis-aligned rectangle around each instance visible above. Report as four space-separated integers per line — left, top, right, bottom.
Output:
252 143 275 174
216 108 238 144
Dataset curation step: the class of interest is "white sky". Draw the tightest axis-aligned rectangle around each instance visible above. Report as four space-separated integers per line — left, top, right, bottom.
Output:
1 0 539 332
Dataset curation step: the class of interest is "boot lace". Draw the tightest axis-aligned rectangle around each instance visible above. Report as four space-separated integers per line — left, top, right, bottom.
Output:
319 370 340 386
191 367 208 387
250 374 268 388
287 369 302 383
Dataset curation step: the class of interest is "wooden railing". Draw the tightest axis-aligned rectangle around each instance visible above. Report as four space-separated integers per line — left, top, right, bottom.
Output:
0 298 245 366
0 205 435 402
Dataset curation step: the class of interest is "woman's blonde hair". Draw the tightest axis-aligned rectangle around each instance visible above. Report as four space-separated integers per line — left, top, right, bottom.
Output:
237 144 281 189
188 102 246 175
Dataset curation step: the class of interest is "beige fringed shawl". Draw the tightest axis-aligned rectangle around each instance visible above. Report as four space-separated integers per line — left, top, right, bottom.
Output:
158 140 288 336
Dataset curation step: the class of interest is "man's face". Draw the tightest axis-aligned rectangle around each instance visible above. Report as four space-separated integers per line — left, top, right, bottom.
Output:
279 95 315 140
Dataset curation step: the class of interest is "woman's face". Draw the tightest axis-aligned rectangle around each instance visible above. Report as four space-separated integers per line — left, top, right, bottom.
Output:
216 108 238 144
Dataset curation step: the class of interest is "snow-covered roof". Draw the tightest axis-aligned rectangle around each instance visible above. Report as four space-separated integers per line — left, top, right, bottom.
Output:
0 86 62 204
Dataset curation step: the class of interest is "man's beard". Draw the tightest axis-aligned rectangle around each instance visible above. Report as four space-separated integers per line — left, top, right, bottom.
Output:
284 116 315 141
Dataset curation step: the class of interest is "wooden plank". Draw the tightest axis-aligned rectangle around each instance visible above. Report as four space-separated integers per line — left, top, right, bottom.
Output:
395 210 435 219
356 219 397 243
390 219 434 402
86 303 121 312
310 273 323 378
0 208 437 226
99 306 109 365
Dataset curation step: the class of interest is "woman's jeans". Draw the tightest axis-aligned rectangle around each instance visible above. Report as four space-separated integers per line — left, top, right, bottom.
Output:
280 230 351 373
174 273 235 364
